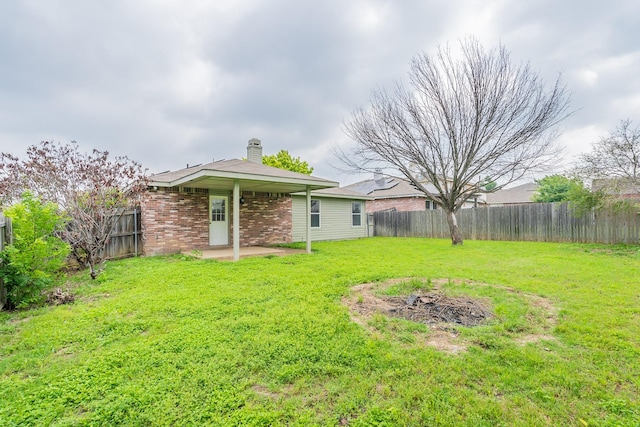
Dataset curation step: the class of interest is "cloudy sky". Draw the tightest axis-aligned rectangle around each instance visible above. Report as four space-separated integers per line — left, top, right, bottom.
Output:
1 0 638 185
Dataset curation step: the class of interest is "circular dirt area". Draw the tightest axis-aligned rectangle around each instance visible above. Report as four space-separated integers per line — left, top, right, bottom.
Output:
345 279 494 328
343 278 558 354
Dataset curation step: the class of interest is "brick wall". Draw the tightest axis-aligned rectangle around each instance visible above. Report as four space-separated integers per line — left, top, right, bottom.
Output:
141 188 210 255
366 197 427 213
141 188 293 255
237 192 292 246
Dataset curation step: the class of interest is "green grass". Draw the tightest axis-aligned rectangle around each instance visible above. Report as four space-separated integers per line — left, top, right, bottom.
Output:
0 238 638 426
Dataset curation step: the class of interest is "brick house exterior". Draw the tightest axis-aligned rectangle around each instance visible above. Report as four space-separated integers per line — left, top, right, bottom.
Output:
237 191 292 247
365 197 428 213
142 188 209 255
344 171 484 212
344 172 433 213
141 139 339 259
142 188 294 255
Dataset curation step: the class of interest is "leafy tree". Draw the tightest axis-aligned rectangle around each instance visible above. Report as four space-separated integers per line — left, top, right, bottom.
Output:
566 185 607 216
340 37 570 244
483 177 497 191
0 141 147 279
532 175 584 203
262 150 314 175
1 192 70 308
532 175 610 215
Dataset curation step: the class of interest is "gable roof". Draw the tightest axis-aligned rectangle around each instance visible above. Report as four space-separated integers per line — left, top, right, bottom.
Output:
149 159 338 193
292 187 373 200
344 176 429 199
592 178 640 196
486 183 538 205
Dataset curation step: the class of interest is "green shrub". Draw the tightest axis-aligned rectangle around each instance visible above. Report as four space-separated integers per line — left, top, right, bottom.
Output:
1 192 70 308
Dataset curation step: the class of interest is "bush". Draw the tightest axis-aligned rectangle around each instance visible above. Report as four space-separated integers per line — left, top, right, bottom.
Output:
1 192 70 309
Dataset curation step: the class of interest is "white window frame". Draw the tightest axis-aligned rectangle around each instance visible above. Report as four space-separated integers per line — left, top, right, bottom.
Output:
311 199 321 228
351 201 363 227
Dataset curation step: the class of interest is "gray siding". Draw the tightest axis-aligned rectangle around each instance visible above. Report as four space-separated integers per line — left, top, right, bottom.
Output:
292 196 368 242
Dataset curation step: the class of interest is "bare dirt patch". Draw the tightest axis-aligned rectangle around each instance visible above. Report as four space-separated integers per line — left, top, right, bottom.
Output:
344 278 558 354
45 287 75 306
346 280 494 326
9 316 32 325
78 292 111 303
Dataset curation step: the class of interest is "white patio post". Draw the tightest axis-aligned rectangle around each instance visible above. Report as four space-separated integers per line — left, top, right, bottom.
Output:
233 179 240 261
306 185 311 254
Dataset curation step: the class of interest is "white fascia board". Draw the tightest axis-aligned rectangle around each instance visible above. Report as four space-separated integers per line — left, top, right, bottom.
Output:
373 193 428 200
292 192 373 201
150 169 339 189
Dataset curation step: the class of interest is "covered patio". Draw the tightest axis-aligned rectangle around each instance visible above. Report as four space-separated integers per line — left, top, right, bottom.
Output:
145 145 338 260
186 246 307 260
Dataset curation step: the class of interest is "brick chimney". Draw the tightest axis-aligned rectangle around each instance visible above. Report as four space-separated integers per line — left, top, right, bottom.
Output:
247 138 263 163
374 168 384 183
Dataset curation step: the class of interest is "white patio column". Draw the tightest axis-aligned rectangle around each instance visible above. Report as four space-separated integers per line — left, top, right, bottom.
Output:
306 185 311 254
233 179 240 261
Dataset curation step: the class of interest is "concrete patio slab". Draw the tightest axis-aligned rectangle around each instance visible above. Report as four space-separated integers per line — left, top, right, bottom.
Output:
187 246 306 261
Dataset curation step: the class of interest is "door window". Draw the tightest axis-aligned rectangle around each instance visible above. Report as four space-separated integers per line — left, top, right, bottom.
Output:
211 198 226 221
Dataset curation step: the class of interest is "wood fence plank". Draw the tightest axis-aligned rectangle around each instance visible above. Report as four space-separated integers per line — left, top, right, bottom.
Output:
373 203 640 245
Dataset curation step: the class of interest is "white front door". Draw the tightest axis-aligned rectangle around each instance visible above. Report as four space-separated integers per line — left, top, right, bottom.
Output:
209 195 229 246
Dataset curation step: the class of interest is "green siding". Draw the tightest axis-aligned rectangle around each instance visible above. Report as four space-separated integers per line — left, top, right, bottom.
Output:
292 196 368 242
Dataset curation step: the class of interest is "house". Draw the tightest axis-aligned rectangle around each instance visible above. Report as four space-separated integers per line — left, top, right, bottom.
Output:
142 139 369 260
592 178 640 202
344 170 483 212
291 187 372 242
485 183 538 206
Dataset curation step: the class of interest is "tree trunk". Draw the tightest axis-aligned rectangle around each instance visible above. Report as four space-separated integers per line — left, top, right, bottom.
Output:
446 210 464 245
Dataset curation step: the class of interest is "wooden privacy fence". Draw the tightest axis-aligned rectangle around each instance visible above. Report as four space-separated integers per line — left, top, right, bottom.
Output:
373 202 640 244
0 209 139 308
104 208 142 259
0 212 12 309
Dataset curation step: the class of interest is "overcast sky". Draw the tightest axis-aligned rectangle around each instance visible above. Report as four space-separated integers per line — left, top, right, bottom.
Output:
1 1 638 185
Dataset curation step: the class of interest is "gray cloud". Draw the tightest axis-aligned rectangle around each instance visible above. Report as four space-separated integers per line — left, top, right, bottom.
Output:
1 0 638 184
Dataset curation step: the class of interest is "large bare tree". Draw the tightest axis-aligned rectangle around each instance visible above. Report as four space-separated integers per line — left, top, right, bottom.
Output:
340 38 571 244
0 141 147 278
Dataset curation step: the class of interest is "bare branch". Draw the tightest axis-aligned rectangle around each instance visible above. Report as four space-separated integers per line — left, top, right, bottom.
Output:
572 119 640 199
0 141 148 278
341 37 571 244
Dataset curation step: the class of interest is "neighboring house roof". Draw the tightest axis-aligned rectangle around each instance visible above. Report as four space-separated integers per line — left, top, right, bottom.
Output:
486 183 538 205
592 178 640 197
345 174 492 209
149 158 338 193
344 176 429 200
292 187 373 200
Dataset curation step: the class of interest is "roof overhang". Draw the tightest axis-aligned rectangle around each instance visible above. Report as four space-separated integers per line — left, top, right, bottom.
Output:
371 193 428 200
149 169 339 193
292 191 373 201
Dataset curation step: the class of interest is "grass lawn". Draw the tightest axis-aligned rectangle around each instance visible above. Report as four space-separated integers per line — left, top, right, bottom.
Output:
0 237 639 426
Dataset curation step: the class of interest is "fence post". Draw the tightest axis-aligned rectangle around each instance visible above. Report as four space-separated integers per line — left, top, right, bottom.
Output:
0 213 8 310
372 212 376 237
134 207 138 257
367 204 638 244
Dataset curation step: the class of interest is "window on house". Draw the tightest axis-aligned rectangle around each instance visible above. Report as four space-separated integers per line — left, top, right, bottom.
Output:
311 199 320 228
211 198 226 221
426 200 438 210
352 201 362 226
